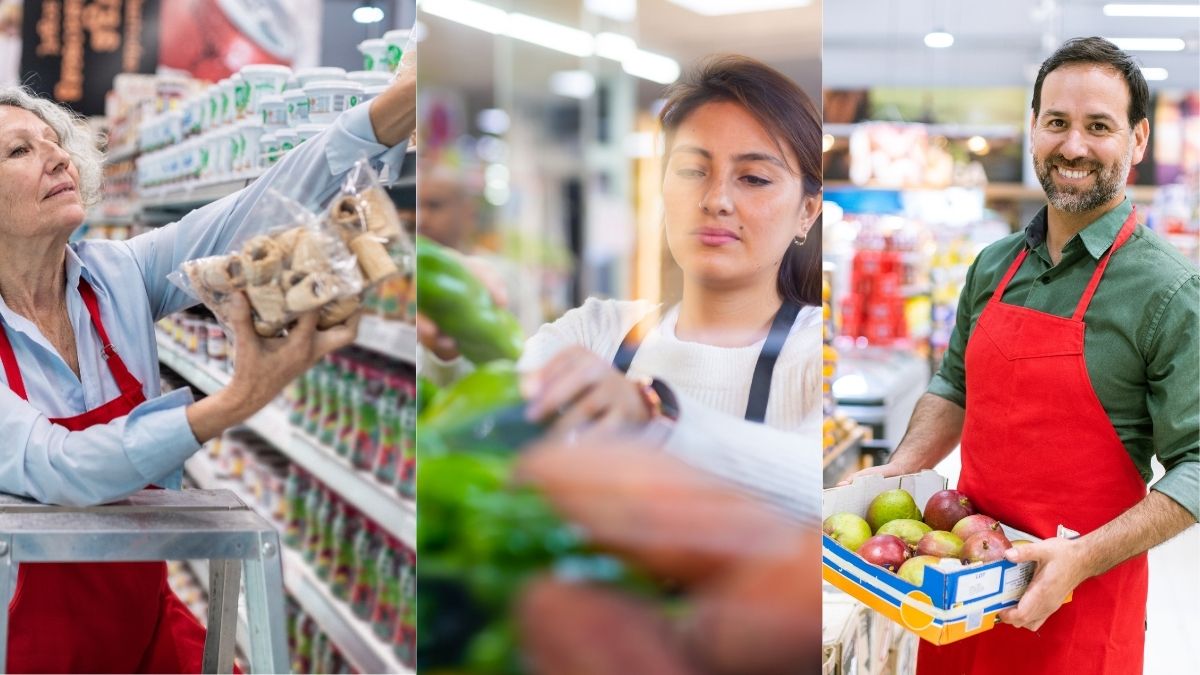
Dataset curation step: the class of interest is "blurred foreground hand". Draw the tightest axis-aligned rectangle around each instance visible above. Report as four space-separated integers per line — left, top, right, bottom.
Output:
514 439 823 675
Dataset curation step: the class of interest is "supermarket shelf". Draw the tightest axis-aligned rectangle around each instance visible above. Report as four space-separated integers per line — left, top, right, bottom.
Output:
357 316 416 363
823 425 868 488
139 173 264 211
158 335 416 548
823 425 867 469
184 457 410 675
105 142 139 163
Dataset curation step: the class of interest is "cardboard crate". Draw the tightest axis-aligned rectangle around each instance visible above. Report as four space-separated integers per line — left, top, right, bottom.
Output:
822 470 1071 645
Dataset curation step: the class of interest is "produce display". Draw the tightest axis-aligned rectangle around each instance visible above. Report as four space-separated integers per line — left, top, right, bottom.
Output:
823 487 1024 584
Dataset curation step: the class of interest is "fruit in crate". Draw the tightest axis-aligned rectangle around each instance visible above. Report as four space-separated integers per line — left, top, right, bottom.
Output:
951 514 1001 542
962 530 1012 564
897 555 941 586
915 531 964 560
857 534 910 572
822 513 873 552
865 489 922 532
922 489 976 532
875 519 931 550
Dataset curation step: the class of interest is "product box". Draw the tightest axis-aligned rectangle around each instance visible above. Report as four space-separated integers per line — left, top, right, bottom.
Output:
822 470 1070 645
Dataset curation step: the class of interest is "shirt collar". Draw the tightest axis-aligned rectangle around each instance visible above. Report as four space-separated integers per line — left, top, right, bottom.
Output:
1023 198 1133 261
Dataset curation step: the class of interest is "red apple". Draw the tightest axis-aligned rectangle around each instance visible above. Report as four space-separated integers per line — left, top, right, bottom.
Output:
876 518 932 550
858 534 911 572
962 530 1012 564
951 514 1001 542
923 489 976 532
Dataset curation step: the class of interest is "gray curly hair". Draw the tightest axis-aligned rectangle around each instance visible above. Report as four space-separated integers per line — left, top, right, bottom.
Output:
0 86 103 208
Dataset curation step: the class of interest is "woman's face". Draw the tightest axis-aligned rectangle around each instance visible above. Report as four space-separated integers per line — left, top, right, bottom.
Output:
661 101 818 294
0 106 84 240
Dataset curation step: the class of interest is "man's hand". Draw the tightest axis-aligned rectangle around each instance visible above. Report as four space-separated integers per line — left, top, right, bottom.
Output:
996 538 1089 631
836 460 917 487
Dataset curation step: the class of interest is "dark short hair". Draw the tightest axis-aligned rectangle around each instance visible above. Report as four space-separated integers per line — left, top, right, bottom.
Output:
658 54 822 308
1032 36 1150 127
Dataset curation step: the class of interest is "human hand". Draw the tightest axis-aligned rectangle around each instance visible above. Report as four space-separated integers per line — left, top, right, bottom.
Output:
416 253 508 361
223 292 360 412
996 537 1089 631
521 346 651 439
836 459 916 487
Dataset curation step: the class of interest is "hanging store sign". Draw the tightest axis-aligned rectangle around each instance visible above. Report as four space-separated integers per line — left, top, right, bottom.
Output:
19 0 160 115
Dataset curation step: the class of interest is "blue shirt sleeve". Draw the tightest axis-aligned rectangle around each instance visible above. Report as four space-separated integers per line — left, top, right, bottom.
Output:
122 100 409 320
0 387 199 507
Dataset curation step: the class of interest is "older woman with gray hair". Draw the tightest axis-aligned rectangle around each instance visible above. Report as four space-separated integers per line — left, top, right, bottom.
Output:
0 56 414 672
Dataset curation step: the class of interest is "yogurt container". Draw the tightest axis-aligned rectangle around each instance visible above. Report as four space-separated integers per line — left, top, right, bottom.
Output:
275 129 299 159
357 39 390 73
205 84 223 131
383 29 410 71
361 85 388 106
232 73 250 119
259 131 279 168
295 122 328 145
346 70 392 88
238 120 266 173
304 80 364 124
283 89 310 126
240 64 292 115
218 78 237 126
295 67 347 89
259 94 288 130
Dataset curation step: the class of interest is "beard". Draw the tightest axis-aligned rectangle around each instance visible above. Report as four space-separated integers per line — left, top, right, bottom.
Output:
1035 150 1131 214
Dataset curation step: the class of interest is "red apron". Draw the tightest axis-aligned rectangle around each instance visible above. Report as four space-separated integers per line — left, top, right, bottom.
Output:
918 211 1148 675
1 279 210 673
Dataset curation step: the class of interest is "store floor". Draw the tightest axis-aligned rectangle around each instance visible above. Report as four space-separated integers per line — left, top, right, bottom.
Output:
935 450 1200 673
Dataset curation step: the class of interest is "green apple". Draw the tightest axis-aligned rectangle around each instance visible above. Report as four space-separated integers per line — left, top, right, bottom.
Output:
823 512 873 552
866 489 922 532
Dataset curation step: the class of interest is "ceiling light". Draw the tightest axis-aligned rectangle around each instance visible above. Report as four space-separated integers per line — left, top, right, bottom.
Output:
550 70 597 99
506 13 594 57
1106 37 1186 51
665 0 812 15
966 135 989 154
586 0 636 22
622 48 681 84
422 0 508 34
924 31 954 48
596 32 637 61
353 5 385 24
1141 67 1169 81
1103 4 1200 18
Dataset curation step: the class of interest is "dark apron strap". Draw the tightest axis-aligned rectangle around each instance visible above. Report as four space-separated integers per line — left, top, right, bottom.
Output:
612 301 802 423
744 300 801 423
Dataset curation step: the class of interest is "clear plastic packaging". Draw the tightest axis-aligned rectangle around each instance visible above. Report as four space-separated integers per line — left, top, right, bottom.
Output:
323 157 410 286
171 191 366 337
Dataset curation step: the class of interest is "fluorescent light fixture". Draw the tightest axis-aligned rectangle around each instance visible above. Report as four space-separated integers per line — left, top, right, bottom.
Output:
1103 4 1200 18
586 0 636 22
1106 37 1186 51
623 48 681 84
506 13 594 57
422 0 508 34
596 32 638 61
924 31 954 48
550 70 597 99
665 0 812 15
477 108 511 135
1141 67 1169 81
353 6 385 24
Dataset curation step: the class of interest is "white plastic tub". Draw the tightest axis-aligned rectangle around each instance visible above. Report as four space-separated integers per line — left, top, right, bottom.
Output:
303 80 364 124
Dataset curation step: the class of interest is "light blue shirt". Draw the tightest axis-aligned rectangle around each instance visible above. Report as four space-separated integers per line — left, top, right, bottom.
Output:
0 101 408 506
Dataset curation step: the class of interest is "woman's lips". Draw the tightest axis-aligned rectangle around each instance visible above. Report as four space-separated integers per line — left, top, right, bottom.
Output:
695 228 739 246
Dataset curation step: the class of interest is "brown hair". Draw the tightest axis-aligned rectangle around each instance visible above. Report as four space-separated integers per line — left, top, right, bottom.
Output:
658 54 822 307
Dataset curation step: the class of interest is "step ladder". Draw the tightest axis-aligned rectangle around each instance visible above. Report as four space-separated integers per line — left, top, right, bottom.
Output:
0 488 288 673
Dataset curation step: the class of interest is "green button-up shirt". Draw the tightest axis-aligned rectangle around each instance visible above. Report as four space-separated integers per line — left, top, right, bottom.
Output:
929 199 1199 520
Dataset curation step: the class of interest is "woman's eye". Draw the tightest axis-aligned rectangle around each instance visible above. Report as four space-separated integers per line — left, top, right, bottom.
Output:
9 145 28 157
676 168 704 177
742 175 772 186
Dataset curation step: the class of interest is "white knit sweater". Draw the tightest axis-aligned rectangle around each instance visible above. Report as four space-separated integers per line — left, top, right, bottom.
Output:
517 298 823 525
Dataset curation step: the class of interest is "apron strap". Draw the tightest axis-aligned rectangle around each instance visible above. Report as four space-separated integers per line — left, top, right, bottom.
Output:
612 301 802 423
0 324 30 400
744 300 801 423
77 279 145 403
1072 208 1138 322
991 248 1030 303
